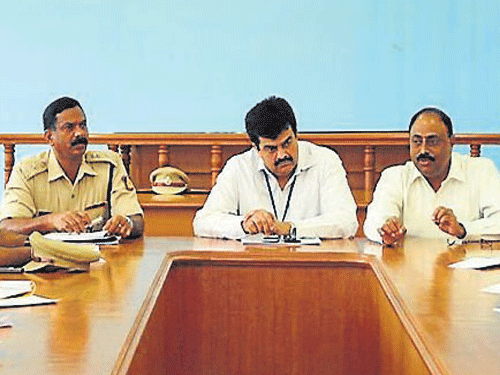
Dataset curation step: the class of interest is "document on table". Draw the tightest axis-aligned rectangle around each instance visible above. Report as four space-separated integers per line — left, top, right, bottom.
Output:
480 283 500 314
44 230 120 245
448 257 500 269
0 295 57 308
0 315 12 328
0 280 58 308
241 234 321 246
0 280 34 299
481 283 500 294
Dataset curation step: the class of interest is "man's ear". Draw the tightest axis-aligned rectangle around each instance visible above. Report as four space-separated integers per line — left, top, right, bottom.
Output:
44 129 53 144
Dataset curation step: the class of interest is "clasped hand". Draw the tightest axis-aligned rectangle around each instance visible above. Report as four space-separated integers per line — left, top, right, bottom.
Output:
431 206 465 238
242 209 291 236
50 211 133 238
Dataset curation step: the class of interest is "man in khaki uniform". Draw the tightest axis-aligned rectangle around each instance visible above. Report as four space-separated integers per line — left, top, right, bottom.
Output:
0 96 144 238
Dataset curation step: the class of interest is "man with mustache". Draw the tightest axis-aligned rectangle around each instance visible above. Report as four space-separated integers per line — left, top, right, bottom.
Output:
0 96 144 238
364 107 500 245
193 96 357 239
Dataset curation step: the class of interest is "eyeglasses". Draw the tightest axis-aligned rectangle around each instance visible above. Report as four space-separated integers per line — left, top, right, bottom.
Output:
410 135 444 148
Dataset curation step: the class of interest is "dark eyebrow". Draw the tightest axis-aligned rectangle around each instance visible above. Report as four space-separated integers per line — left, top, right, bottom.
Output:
264 144 277 150
412 134 439 139
281 136 292 146
60 119 86 128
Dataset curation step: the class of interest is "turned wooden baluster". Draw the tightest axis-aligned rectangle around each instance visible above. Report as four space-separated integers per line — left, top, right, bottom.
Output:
120 145 131 174
158 145 170 167
364 145 375 203
4 143 15 186
108 144 119 152
470 143 481 157
210 145 222 187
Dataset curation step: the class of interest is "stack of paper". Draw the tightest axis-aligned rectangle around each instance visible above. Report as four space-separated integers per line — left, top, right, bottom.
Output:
448 257 500 269
44 230 120 245
0 280 57 308
480 283 500 313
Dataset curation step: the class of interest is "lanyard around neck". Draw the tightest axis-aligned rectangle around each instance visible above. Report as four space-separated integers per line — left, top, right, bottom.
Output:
263 171 297 222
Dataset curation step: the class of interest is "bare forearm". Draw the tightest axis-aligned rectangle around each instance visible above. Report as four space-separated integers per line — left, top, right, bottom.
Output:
0 245 32 267
0 217 52 236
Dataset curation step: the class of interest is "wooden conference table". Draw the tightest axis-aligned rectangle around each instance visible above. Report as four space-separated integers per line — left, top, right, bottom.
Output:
1 236 500 374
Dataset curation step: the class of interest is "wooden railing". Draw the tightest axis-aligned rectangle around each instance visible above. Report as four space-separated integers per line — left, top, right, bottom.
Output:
1 132 500 206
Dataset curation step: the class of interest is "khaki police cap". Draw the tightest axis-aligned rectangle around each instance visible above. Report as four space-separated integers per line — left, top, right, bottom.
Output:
150 167 190 195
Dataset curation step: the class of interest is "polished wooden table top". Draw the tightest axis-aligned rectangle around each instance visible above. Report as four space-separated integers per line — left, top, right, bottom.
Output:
371 239 500 375
0 236 499 374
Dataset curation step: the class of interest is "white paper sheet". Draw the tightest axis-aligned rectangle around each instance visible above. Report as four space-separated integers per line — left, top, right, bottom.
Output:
448 257 500 269
0 295 58 308
481 283 500 294
44 230 120 245
0 315 12 328
0 280 34 299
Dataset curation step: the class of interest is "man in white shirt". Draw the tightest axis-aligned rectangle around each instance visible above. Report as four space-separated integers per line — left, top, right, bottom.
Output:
364 107 500 245
193 96 358 239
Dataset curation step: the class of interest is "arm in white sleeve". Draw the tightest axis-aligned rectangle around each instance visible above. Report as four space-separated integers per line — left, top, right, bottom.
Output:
295 154 358 239
461 159 500 238
363 167 404 243
193 161 246 239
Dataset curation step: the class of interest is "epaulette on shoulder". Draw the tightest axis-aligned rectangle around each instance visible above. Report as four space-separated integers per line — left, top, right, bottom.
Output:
21 151 50 180
84 150 119 167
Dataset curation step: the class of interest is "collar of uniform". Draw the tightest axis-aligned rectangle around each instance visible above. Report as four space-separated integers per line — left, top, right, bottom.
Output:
79 154 98 178
408 151 465 186
47 150 66 182
47 150 97 182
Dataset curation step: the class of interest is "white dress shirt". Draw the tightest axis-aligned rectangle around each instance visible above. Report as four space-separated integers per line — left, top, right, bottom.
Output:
364 152 500 243
193 141 358 239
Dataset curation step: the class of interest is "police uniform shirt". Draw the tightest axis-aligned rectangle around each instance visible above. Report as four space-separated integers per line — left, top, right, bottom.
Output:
0 149 143 220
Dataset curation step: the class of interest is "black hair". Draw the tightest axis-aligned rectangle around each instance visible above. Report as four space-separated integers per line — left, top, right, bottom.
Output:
244 96 297 148
409 107 453 137
43 97 84 131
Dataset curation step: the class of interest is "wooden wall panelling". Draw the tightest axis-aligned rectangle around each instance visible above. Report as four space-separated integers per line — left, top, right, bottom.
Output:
331 144 366 193
172 145 215 190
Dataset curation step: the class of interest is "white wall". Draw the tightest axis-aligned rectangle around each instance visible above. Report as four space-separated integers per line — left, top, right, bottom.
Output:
1 0 499 190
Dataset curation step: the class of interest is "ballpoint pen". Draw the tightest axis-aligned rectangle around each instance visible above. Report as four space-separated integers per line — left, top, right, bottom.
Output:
86 216 104 232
